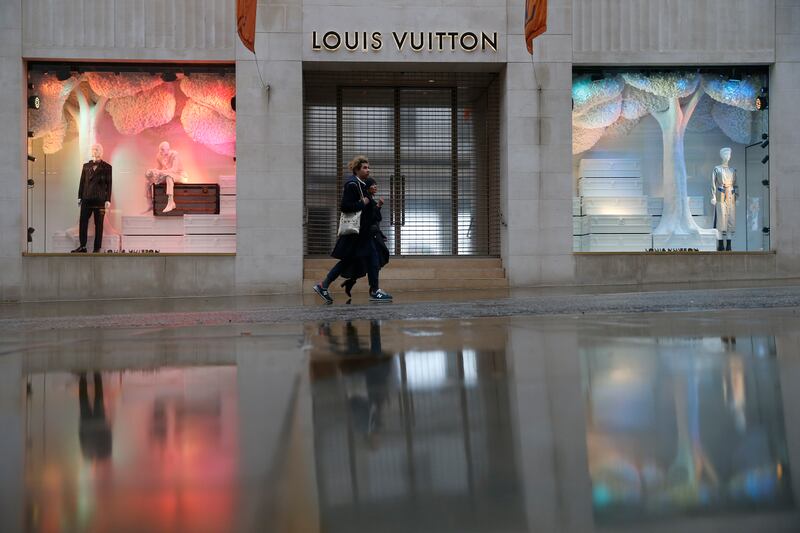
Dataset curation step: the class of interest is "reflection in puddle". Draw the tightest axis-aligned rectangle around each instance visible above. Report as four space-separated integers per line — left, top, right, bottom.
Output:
582 336 793 524
310 320 525 533
24 367 238 533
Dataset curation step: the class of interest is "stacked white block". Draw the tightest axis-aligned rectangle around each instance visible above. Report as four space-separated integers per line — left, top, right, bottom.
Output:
648 197 705 216
652 233 718 251
575 159 651 252
183 215 236 253
120 215 185 252
219 175 236 215
51 232 121 252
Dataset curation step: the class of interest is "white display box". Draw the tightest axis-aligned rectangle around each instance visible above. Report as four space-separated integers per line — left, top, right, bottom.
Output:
219 175 236 195
652 233 717 251
579 177 643 198
185 234 236 253
121 215 185 236
51 232 120 252
573 216 587 236
579 234 652 252
578 159 641 178
651 215 712 231
582 197 649 216
648 197 705 216
122 235 185 253
220 195 236 215
573 235 583 251
184 215 237 235
584 215 652 234
572 197 582 216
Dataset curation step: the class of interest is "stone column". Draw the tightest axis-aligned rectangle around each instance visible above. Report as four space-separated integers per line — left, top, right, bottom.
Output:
773 1 800 275
502 0 575 286
234 0 304 294
0 0 23 301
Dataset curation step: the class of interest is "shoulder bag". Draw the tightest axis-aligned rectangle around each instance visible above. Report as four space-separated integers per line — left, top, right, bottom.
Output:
337 181 365 237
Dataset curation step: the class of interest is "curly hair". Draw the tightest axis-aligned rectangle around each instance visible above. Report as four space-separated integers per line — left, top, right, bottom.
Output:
348 155 369 173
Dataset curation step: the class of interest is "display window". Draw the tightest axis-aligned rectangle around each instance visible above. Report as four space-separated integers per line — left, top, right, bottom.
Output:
572 68 769 253
25 63 236 254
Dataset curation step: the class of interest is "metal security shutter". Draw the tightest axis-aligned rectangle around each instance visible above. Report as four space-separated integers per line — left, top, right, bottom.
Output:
303 71 500 257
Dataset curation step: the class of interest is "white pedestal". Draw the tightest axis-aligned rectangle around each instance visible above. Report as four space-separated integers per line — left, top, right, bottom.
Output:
122 235 186 253
648 197 705 216
579 177 643 197
652 233 717 251
51 232 121 252
578 159 641 178
220 195 236 215
121 215 185 235
184 215 237 235
578 215 652 234
185 234 236 253
582 197 649 216
219 175 236 195
572 197 582 216
579 234 652 252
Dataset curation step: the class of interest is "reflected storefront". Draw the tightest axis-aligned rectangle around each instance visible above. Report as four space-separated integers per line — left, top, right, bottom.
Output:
581 336 793 524
11 314 800 532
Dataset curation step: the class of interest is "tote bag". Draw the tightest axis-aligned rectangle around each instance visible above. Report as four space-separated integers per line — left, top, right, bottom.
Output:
337 182 365 237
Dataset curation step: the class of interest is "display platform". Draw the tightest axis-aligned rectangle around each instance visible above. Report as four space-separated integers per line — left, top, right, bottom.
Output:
51 232 121 253
122 235 186 253
578 158 642 178
184 215 236 235
582 197 649 216
652 233 717 251
575 215 652 235
122 216 185 235
577 234 652 252
579 177 643 198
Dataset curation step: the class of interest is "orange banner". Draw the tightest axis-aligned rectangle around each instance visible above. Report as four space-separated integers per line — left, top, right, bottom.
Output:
524 0 547 54
237 0 256 53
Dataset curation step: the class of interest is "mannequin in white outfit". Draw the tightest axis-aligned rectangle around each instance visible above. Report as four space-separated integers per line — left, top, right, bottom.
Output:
711 147 737 251
144 141 188 213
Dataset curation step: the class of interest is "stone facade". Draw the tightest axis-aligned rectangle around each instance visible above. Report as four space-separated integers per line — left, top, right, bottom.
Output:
0 0 794 300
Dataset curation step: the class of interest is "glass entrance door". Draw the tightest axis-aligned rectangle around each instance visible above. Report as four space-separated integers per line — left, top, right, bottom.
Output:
303 72 500 257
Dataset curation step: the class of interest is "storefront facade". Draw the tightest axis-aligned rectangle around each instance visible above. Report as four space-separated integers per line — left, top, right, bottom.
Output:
0 0 796 301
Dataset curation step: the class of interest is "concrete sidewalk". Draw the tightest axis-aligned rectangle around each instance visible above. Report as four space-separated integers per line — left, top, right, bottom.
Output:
2 280 800 333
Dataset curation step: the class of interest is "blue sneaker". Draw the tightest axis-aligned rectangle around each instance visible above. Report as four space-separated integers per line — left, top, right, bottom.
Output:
369 289 393 302
313 283 333 304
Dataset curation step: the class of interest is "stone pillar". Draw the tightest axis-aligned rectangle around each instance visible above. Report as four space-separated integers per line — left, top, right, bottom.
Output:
0 0 23 301
234 0 304 294
503 0 575 286
773 2 800 275
508 324 594 532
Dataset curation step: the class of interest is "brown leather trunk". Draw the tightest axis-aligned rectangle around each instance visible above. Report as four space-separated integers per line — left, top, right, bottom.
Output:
153 184 220 216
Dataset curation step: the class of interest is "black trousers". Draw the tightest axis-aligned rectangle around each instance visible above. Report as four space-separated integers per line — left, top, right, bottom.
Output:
79 205 104 251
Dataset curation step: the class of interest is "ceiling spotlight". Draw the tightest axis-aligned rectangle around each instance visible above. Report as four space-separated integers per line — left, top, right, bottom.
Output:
27 227 35 243
27 154 36 162
761 155 769 165
590 73 604 82
27 178 35 188
27 82 34 90
230 95 236 111
762 133 769 140
161 72 178 82
55 69 71 81
27 130 34 138
761 139 769 149
27 95 40 109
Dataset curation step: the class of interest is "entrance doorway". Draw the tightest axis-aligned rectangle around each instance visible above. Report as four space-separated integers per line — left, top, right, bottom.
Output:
304 71 500 257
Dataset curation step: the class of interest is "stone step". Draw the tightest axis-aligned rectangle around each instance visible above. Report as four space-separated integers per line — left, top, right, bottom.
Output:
304 257 502 270
304 267 506 280
302 277 509 292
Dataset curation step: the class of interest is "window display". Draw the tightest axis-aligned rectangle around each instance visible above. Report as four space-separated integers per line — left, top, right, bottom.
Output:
572 68 769 252
25 63 236 254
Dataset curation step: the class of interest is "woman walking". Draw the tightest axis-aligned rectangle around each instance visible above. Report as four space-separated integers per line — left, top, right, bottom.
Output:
313 155 393 303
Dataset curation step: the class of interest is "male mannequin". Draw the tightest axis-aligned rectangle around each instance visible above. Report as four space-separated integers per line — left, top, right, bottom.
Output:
145 141 187 213
711 147 737 251
71 144 112 253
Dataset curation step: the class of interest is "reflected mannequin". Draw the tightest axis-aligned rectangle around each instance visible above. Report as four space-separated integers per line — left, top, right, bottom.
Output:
711 147 738 251
78 372 112 461
72 143 112 253
144 141 188 214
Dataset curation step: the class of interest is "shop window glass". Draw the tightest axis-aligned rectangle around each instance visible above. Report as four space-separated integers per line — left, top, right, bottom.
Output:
26 63 236 254
572 68 769 253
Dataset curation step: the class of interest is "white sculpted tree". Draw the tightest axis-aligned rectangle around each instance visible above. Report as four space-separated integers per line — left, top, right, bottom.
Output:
573 72 760 247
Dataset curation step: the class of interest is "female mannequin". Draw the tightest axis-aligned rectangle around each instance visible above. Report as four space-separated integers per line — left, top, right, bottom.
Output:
711 147 737 251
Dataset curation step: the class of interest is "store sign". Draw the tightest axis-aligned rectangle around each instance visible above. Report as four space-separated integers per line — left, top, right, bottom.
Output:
311 31 498 53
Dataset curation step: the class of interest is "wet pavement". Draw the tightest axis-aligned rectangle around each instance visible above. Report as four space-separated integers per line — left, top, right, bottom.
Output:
1 296 800 532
